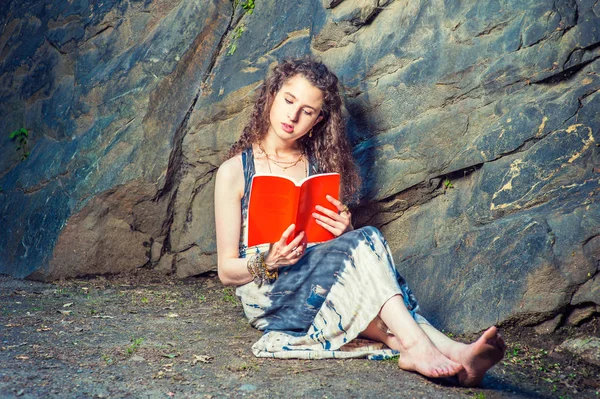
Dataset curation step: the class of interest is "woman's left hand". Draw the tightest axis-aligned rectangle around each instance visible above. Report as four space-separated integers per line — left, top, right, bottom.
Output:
313 195 353 237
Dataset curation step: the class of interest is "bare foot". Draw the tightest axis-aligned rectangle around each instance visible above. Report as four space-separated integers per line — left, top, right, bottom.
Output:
456 326 506 387
397 339 464 379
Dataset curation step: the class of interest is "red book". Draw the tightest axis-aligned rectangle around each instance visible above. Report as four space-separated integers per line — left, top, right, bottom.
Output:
247 173 341 247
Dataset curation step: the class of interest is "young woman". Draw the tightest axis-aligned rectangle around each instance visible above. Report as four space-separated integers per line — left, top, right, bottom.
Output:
214 57 505 386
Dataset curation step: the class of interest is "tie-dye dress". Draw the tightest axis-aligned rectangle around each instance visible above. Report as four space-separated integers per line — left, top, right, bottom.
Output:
236 147 429 359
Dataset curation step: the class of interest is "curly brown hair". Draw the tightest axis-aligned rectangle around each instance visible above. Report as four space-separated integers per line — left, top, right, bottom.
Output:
228 57 361 203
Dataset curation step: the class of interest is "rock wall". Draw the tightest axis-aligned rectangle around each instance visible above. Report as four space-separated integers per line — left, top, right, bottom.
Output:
0 0 231 278
1 0 599 333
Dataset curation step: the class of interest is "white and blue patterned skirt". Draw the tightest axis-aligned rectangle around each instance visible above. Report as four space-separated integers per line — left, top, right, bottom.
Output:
236 226 430 360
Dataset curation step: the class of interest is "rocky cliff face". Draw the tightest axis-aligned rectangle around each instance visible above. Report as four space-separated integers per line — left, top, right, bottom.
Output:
1 0 598 333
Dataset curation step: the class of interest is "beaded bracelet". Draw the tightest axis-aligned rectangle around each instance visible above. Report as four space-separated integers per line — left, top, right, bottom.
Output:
246 255 259 281
264 256 278 280
246 251 278 286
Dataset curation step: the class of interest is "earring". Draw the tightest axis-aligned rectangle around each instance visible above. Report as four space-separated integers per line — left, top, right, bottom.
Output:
308 129 313 138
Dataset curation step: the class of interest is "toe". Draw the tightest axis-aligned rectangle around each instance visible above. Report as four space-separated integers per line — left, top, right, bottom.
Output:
482 326 498 341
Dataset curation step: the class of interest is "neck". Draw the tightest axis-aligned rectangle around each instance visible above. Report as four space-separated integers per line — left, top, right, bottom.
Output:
260 131 302 157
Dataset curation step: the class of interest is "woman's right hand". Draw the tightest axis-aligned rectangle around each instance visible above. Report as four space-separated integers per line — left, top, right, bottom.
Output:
264 224 307 270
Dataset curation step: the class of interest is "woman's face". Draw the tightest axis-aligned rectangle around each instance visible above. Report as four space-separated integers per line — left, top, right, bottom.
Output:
268 74 324 143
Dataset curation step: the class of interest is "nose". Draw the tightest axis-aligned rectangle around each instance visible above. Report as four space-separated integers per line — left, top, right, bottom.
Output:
288 107 300 122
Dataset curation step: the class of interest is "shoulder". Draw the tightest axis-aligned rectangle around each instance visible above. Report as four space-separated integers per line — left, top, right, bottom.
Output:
215 154 244 191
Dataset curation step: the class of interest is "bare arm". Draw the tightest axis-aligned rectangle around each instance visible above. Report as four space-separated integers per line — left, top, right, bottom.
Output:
215 155 311 286
214 156 256 286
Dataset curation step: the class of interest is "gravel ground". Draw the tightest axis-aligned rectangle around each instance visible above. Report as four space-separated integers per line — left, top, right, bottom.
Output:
1 271 599 399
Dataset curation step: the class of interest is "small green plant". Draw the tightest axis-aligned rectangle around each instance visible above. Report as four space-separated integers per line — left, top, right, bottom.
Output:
444 178 453 189
102 353 114 365
383 354 399 362
9 128 30 161
127 337 144 355
241 0 255 13
234 0 255 12
227 25 245 55
227 0 255 56
511 345 520 357
222 288 237 304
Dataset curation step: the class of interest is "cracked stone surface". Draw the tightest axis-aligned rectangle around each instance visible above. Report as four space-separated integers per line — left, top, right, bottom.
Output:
0 0 599 332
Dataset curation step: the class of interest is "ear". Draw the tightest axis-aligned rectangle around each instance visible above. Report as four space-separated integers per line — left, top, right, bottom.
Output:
313 115 324 126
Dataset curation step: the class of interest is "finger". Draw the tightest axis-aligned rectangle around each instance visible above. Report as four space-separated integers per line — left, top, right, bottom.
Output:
325 194 345 211
315 205 345 221
315 218 343 236
284 231 305 254
291 247 302 259
285 248 301 263
312 212 346 230
277 224 296 246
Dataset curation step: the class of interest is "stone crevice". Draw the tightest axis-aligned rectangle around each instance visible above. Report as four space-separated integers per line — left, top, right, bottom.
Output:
571 0 579 25
582 233 600 249
81 24 114 45
266 29 311 56
494 130 551 161
160 187 178 252
363 57 424 83
184 168 216 224
355 163 483 229
157 1 239 259
174 242 217 256
140 236 154 269
324 0 346 9
519 29 561 51
312 0 397 52
17 170 70 195
439 85 482 109
356 1 393 28
475 17 516 38
45 37 68 55
354 178 440 228
561 86 600 127
551 0 578 36
190 107 249 129
156 0 238 198
534 56 600 86
563 42 600 70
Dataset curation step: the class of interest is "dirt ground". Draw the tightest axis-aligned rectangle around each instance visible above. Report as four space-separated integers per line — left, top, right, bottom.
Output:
1 271 599 399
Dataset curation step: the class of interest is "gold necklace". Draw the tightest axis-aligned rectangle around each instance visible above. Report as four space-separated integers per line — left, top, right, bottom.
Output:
258 143 305 173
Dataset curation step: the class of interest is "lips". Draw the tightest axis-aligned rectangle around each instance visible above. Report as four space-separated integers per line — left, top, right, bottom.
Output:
281 123 294 133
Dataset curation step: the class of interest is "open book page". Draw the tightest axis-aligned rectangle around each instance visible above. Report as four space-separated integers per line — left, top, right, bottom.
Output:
247 173 340 247
295 173 340 243
247 175 299 247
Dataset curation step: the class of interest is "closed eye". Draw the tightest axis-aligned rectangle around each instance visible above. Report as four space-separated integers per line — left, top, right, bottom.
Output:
303 109 313 116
